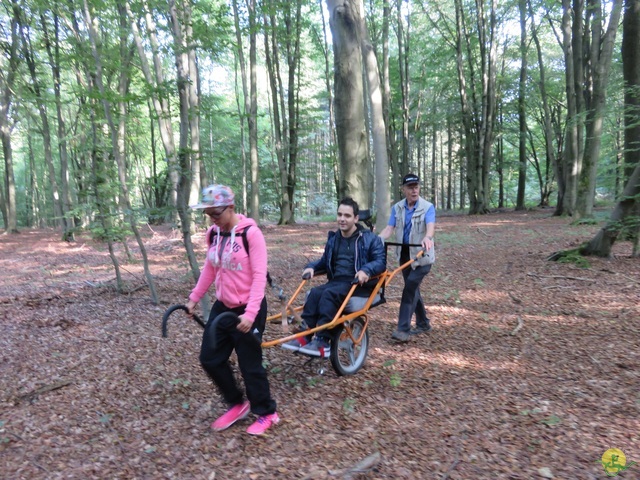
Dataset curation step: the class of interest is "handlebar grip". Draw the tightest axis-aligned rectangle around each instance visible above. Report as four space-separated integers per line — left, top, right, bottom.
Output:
162 304 205 338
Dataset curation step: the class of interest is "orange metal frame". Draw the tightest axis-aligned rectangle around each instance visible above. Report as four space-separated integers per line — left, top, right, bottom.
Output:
261 253 421 349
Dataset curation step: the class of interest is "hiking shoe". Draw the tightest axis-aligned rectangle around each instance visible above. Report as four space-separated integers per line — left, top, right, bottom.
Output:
281 338 307 352
298 337 331 358
391 330 410 342
246 412 280 435
410 324 432 335
211 401 250 431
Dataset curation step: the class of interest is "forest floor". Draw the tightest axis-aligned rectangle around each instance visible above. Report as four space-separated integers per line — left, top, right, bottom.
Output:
0 209 639 480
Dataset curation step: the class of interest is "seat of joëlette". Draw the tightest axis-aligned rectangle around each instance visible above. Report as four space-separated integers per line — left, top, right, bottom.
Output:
344 291 385 313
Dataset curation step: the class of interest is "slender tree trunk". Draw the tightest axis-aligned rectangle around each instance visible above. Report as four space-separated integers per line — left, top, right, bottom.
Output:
516 0 528 210
381 0 398 200
166 0 205 305
358 0 390 229
532 2 558 209
86 0 158 303
560 0 585 216
396 0 410 177
263 5 285 222
446 117 453 210
20 16 65 229
126 0 178 219
42 13 75 239
185 1 202 207
247 0 260 220
318 0 340 199
0 2 20 234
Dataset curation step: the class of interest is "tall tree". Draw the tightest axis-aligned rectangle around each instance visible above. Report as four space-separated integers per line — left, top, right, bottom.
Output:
85 0 158 303
0 0 20 233
559 0 623 217
41 11 75 240
326 0 369 205
396 0 410 179
531 1 560 208
232 0 260 220
247 0 260 219
453 0 498 214
263 0 303 225
126 0 179 218
516 0 528 210
169 0 204 282
358 0 390 231
19 8 66 230
552 0 640 258
575 0 623 218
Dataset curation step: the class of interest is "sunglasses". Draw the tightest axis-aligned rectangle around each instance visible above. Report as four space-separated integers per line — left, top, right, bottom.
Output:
204 206 228 217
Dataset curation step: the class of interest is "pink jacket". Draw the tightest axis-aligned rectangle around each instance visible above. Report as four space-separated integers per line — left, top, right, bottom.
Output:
189 215 268 322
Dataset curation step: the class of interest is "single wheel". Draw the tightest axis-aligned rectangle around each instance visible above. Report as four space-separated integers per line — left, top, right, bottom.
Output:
330 317 369 376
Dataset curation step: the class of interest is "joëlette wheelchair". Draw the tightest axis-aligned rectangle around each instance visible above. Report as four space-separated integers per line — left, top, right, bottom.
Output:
162 210 423 376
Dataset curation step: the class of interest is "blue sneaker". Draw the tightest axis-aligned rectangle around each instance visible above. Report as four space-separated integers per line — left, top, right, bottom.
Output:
298 337 331 358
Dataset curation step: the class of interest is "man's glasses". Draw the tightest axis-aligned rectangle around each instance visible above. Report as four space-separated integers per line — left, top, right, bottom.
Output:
204 206 228 217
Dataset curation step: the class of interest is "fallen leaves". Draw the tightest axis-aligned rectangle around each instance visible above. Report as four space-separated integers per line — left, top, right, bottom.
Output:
0 212 639 478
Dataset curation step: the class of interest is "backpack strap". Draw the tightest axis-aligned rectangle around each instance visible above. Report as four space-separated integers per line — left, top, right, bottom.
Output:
209 226 251 255
208 225 273 287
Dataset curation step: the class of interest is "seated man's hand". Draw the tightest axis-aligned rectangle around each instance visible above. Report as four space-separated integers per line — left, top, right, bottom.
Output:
355 270 370 285
302 267 314 280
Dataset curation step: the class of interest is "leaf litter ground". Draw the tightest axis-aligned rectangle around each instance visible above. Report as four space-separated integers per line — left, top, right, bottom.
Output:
0 210 638 479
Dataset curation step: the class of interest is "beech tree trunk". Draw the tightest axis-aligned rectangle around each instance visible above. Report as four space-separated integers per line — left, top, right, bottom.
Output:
358 0 390 230
327 0 368 205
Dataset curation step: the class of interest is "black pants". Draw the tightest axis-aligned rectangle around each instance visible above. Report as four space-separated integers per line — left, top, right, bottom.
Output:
199 298 276 416
301 280 354 340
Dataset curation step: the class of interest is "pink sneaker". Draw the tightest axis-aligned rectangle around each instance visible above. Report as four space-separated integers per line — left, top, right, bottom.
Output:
211 401 250 431
246 412 280 435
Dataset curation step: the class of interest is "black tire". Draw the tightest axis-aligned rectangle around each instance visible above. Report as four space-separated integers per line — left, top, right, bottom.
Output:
161 304 205 338
330 317 369 376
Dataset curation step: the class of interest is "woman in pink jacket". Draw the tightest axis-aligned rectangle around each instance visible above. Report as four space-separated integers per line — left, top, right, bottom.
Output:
186 185 278 435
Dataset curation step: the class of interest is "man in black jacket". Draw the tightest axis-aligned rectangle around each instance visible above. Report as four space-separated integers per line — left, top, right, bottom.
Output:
282 197 386 358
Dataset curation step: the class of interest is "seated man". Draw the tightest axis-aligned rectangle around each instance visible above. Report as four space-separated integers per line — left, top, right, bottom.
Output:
283 197 386 357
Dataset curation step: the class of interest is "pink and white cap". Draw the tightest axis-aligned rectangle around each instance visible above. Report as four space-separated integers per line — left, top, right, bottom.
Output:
190 184 235 209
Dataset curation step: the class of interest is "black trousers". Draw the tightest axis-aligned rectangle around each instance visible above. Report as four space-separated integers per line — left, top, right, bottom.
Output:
199 298 276 416
301 280 353 340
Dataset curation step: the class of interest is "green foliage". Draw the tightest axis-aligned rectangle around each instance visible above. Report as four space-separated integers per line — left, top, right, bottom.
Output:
99 413 113 424
169 378 191 387
342 397 356 413
540 414 562 426
572 218 599 226
443 289 461 304
554 250 591 268
0 420 8 444
88 221 132 244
